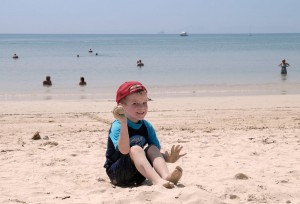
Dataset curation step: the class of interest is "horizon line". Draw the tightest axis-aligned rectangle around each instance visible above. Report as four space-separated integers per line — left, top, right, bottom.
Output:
0 32 300 35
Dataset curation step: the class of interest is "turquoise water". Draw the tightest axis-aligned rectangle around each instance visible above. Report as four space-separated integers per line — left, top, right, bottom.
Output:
0 34 300 100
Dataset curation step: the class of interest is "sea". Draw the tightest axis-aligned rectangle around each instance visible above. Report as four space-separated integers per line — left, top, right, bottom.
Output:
0 33 300 101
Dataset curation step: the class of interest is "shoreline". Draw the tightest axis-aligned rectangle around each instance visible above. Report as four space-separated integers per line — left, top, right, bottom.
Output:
1 82 300 101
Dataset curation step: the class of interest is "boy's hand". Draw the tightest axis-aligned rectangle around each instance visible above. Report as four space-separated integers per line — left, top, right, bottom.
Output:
112 106 126 121
164 145 187 163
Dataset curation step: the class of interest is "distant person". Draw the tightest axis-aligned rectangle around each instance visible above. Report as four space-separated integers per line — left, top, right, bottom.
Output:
88 49 93 53
95 53 98 56
278 59 290 75
137 59 144 67
79 77 87 86
43 76 52 86
77 54 80 58
12 54 19 59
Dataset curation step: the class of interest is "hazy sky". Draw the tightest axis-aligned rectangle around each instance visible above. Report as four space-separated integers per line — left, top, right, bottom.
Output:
1 0 300 34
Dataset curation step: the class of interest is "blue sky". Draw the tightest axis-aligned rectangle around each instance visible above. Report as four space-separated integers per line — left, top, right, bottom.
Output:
1 0 300 34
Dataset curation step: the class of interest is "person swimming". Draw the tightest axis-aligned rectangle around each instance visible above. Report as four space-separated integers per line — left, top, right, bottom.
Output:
79 77 87 86
43 76 52 86
88 49 93 53
137 59 144 67
12 54 19 59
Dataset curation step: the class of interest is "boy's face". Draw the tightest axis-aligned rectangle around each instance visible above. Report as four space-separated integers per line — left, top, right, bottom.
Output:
121 91 148 123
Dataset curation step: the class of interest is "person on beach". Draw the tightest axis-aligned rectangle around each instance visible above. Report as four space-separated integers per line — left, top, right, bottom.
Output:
279 59 290 75
104 81 186 189
43 76 52 86
79 77 87 86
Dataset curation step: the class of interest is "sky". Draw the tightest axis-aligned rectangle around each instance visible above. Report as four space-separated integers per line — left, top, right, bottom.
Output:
1 0 300 34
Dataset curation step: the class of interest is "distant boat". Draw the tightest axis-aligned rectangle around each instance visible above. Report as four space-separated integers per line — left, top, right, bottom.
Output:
180 32 188 36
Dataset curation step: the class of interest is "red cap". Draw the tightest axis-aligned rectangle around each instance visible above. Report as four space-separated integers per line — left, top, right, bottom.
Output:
116 81 147 104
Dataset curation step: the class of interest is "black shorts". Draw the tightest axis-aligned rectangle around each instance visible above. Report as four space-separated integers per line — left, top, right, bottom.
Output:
106 146 152 186
281 68 287 74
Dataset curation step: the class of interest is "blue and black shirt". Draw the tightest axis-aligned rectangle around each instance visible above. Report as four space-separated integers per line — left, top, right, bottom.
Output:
104 119 161 169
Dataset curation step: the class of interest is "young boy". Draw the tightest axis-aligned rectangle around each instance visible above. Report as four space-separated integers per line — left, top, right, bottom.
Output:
104 81 186 189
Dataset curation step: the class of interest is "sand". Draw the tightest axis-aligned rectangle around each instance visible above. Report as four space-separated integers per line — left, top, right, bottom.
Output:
1 95 300 204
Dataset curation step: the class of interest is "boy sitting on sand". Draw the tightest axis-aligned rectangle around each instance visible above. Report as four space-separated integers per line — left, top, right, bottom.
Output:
104 81 186 189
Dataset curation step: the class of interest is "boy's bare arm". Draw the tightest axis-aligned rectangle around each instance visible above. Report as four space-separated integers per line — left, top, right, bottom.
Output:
113 106 130 154
161 145 187 163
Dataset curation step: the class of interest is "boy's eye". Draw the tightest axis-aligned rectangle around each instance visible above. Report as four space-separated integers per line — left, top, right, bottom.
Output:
131 102 147 106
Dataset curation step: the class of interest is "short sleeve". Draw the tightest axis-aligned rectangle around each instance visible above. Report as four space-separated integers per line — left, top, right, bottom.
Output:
109 120 121 150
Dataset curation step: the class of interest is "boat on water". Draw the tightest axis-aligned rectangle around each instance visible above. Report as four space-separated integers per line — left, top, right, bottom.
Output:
180 32 188 36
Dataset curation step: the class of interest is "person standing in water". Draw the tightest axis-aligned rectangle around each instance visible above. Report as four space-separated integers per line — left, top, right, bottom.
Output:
278 59 290 75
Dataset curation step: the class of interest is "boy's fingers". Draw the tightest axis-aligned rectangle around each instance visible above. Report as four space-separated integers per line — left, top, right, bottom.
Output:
171 145 175 153
179 153 187 157
115 106 124 114
112 106 125 119
175 145 182 152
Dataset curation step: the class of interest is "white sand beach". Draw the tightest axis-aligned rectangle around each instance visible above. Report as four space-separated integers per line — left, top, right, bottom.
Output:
1 95 300 204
